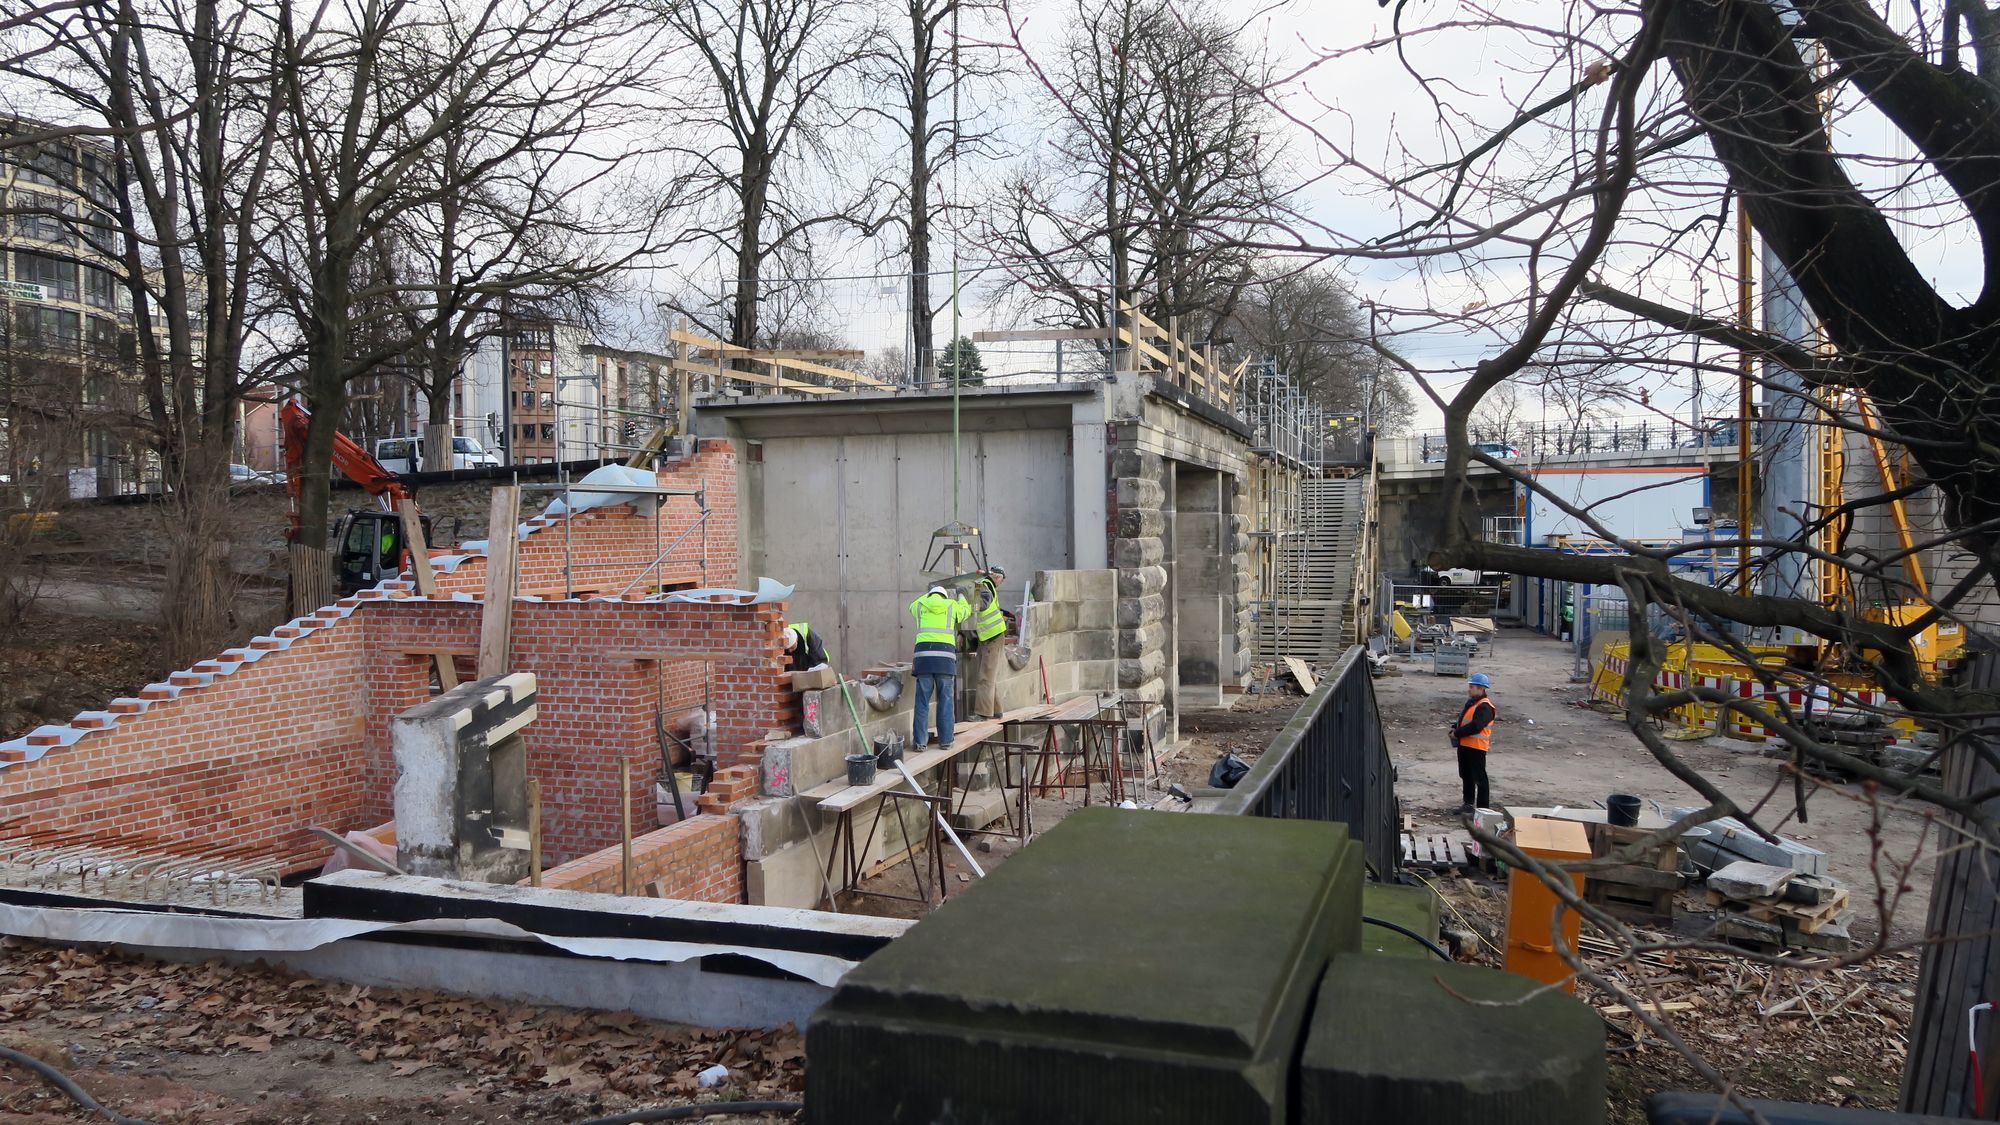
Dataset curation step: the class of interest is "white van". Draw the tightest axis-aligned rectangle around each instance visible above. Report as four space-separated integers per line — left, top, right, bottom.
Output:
375 435 502 474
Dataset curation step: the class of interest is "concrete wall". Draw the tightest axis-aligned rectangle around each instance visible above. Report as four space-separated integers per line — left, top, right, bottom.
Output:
748 427 1072 672
701 377 1257 732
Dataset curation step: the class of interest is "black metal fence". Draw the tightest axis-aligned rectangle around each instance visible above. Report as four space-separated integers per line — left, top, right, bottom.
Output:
1213 646 1400 877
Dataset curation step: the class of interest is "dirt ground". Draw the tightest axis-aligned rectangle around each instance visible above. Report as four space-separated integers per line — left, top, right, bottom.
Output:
1374 627 1941 940
0 612 177 743
0 939 803 1124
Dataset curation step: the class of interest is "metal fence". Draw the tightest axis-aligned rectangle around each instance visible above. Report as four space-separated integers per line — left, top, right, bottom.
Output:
1212 646 1400 877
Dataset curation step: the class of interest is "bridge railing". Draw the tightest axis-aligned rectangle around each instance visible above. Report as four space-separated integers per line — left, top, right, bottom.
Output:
1387 416 1761 467
1210 646 1400 877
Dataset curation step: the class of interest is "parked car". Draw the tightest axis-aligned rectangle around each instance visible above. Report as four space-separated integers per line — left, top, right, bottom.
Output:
229 463 284 486
375 435 502 474
1421 439 1524 463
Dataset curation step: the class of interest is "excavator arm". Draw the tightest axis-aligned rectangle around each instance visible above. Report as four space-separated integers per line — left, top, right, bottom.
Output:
279 400 413 537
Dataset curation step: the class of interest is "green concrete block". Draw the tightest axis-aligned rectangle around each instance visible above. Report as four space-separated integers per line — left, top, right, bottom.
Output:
1300 955 1605 1125
807 809 1360 1125
1361 882 1443 960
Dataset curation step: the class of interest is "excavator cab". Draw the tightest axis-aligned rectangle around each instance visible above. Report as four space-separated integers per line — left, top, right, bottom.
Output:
331 508 432 597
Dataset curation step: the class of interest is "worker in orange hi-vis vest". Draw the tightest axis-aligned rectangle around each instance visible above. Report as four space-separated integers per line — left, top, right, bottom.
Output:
1451 672 1496 816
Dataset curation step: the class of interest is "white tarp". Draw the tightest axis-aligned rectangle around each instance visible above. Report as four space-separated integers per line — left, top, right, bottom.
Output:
0 902 857 987
541 463 659 519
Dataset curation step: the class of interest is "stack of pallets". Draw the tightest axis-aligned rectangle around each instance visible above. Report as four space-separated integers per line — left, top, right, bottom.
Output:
1583 822 1680 923
1706 860 1853 952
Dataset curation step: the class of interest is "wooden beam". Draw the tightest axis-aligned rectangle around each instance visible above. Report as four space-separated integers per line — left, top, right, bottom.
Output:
669 360 840 396
528 779 543 887
970 327 1113 344
620 759 635 896
399 500 457 690
669 329 887 387
477 486 520 679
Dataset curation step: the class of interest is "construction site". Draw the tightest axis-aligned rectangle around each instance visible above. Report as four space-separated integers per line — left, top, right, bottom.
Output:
0 273 1994 1125
4 22 2000 1115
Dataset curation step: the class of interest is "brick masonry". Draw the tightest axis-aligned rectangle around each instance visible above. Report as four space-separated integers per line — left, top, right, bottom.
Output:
0 440 787 887
529 813 743 904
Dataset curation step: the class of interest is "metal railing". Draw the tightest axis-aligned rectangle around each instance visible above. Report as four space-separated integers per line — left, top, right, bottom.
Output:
1212 646 1399 877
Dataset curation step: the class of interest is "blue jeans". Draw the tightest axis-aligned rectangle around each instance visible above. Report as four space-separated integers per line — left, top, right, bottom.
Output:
912 672 956 747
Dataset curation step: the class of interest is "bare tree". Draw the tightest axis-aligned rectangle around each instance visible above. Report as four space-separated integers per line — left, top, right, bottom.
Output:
260 0 663 570
862 0 1001 384
5 0 287 662
652 0 881 349
1228 265 1417 435
989 0 1279 339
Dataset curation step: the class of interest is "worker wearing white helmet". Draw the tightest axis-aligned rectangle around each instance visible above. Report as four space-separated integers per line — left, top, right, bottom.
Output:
966 564 1009 720
908 583 971 748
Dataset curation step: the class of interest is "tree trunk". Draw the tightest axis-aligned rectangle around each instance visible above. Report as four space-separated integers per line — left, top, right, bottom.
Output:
731 165 767 350
424 377 453 471
1904 649 2000 1116
160 433 239 665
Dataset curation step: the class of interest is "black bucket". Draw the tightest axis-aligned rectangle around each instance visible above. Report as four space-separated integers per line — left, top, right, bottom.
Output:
874 733 906 768
845 753 878 787
1607 793 1642 828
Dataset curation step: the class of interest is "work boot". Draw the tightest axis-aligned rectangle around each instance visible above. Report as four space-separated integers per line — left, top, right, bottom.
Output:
1455 803 1474 817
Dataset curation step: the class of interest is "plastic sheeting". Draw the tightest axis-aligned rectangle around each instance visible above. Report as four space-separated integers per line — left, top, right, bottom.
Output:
541 464 659 519
0 902 858 987
661 577 795 605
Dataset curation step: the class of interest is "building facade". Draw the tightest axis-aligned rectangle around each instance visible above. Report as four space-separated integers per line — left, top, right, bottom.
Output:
1 120 146 497
454 320 672 466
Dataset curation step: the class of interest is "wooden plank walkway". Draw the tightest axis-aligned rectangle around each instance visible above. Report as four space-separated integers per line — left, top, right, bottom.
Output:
799 702 1058 812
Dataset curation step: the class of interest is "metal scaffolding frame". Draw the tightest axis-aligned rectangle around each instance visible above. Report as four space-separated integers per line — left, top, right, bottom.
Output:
1241 362 1330 662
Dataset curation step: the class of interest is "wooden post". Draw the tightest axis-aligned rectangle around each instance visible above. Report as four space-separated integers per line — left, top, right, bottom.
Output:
399 500 457 690
620 760 635 896
1905 650 2000 1116
477 485 520 679
527 779 543 887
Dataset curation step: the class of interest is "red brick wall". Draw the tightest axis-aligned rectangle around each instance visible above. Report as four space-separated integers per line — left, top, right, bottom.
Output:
363 597 791 864
529 813 742 903
0 598 379 871
430 439 740 598
0 439 773 887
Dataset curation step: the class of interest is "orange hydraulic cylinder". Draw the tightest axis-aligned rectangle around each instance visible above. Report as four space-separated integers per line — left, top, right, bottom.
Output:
1503 817 1591 992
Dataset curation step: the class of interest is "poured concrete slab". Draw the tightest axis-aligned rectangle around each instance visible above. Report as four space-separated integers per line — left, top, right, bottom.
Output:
807 808 1360 1124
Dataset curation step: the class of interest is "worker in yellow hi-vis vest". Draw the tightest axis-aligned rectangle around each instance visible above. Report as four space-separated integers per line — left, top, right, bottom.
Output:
909 585 971 748
966 565 1008 720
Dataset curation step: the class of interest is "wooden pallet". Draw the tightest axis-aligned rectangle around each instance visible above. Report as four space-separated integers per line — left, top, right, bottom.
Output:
1401 831 1480 872
1706 887 1851 932
1585 823 1680 922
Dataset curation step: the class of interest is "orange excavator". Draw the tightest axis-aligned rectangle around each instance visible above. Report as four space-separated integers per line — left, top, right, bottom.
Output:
279 401 433 597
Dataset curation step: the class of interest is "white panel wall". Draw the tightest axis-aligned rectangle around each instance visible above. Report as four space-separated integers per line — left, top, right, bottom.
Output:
1527 467 1709 542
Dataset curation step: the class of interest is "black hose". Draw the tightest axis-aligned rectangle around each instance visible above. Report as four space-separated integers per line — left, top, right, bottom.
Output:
1362 914 1454 962
574 1100 803 1125
0 1044 162 1125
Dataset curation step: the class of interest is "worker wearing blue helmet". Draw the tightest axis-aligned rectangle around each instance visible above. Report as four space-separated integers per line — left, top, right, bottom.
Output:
1451 673 1496 815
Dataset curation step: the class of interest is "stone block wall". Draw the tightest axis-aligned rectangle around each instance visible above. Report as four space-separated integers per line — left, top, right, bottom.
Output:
1110 449 1171 705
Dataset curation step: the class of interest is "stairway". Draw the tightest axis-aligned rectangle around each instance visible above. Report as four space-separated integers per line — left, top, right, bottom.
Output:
1263 476 1366 662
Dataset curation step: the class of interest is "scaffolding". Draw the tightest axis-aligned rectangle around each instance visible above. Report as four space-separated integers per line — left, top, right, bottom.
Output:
1241 362 1338 662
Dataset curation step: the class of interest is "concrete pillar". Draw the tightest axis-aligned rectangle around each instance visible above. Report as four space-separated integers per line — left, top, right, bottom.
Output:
392 672 537 883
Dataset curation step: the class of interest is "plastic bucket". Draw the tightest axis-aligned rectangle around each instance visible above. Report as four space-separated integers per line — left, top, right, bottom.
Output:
1607 793 1642 827
845 753 878 787
873 734 906 767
